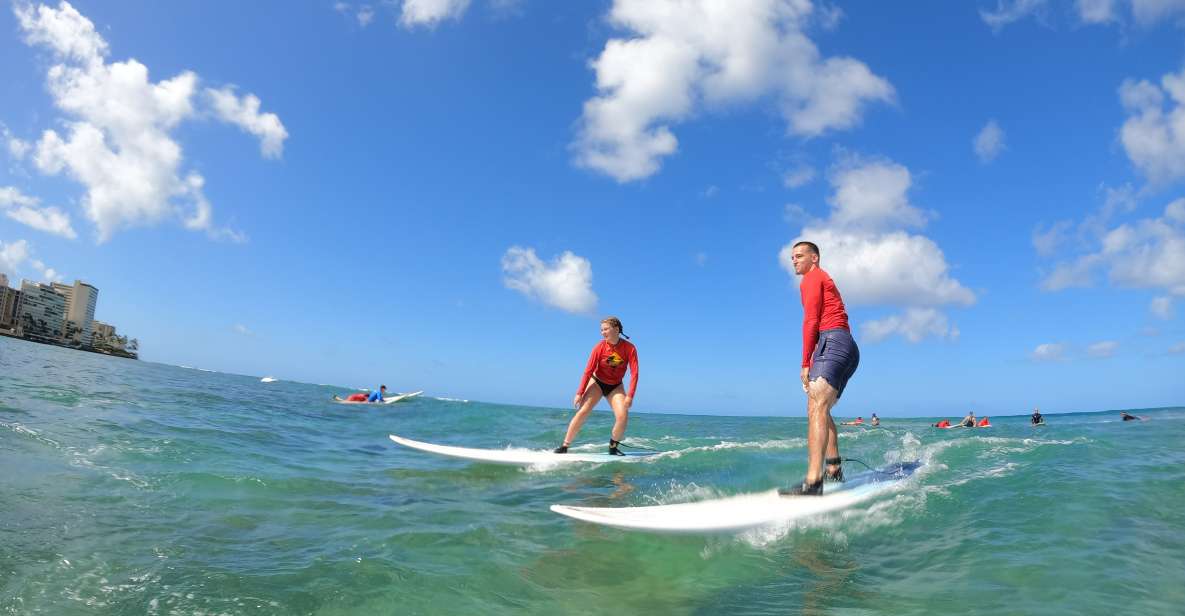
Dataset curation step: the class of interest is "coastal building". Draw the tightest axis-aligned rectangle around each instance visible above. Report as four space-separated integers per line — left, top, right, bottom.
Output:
0 285 20 330
91 321 126 352
52 280 99 347
15 280 66 343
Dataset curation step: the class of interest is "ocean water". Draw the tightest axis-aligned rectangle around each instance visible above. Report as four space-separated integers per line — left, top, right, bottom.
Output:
2 336 1183 616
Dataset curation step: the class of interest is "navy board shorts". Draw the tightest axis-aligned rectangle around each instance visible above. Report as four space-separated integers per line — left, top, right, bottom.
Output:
808 328 860 398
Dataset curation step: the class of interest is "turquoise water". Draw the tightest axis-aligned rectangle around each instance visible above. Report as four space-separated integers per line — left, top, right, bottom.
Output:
2 336 1183 615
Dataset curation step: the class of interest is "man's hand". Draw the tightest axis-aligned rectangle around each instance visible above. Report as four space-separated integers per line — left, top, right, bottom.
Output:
800 367 810 393
573 394 583 409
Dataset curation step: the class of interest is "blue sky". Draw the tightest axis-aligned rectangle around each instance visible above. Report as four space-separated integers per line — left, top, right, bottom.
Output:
1 0 1183 416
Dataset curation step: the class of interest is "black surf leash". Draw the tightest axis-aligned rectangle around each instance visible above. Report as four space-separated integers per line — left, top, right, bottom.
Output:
841 457 908 477
615 441 660 452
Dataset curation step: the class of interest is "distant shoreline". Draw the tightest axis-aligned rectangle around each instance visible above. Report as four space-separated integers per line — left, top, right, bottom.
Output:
0 329 139 360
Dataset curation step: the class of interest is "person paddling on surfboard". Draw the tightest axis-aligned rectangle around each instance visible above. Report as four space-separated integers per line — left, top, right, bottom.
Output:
554 316 639 457
334 385 386 403
1031 408 1044 425
780 241 859 497
871 413 880 426
958 411 975 428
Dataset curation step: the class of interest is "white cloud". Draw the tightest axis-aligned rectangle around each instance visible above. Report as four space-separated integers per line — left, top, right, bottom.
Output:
1169 341 1185 353
1130 0 1185 25
862 308 957 343
782 164 817 188
1078 0 1118 22
501 246 598 314
574 0 894 182
233 323 253 336
357 5 376 26
0 186 77 239
400 0 471 28
702 184 719 198
1087 340 1119 357
1031 342 1066 361
984 0 1185 28
206 87 289 159
13 1 280 242
1040 194 1185 294
0 238 61 282
1119 65 1185 186
980 0 1049 31
2 124 31 160
1151 295 1174 319
779 156 974 343
973 119 1006 163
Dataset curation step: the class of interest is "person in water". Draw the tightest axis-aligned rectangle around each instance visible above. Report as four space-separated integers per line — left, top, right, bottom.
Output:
1121 412 1143 421
1031 408 1044 425
841 416 864 426
555 316 639 456
871 413 880 426
367 385 388 403
958 411 976 428
780 241 860 496
977 416 991 427
934 419 952 428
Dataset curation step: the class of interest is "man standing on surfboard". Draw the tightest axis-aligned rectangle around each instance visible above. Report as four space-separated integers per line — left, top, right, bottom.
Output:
781 241 859 496
554 317 639 456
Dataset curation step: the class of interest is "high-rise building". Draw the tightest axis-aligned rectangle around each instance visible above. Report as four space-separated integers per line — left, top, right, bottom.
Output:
16 280 66 343
0 285 20 330
0 273 8 288
51 280 99 347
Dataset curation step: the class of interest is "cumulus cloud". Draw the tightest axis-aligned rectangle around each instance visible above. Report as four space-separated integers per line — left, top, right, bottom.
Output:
779 156 974 343
1031 342 1066 361
12 1 282 243
973 119 1006 163
0 186 77 238
1119 65 1185 186
1150 295 1174 319
501 246 598 314
233 323 254 336
863 308 959 343
574 0 894 182
400 0 471 27
1041 198 1185 294
206 87 288 158
982 0 1185 29
1087 340 1119 357
782 164 817 188
2 124 31 160
980 0 1049 31
0 238 61 282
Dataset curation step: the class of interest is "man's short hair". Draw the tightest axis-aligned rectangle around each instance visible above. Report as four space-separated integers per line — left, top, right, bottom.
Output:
793 241 820 257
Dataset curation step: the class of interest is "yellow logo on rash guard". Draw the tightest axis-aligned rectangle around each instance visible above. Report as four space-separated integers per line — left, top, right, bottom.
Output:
605 352 624 367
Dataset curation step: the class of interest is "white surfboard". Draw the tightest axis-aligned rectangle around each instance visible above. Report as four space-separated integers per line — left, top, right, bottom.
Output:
550 461 922 533
388 434 658 466
333 391 423 405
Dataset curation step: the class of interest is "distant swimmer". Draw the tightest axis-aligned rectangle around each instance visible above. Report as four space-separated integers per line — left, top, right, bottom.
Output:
934 419 952 428
841 416 864 426
871 413 880 426
977 416 991 427
334 385 386 403
555 317 639 456
1031 408 1044 425
780 241 859 496
958 411 976 428
1121 412 1144 422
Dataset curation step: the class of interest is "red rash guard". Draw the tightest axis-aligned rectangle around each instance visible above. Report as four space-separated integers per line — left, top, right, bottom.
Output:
576 339 639 398
800 267 850 368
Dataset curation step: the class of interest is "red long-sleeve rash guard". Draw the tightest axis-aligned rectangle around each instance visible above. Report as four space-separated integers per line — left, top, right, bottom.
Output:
800 268 850 368
576 339 639 398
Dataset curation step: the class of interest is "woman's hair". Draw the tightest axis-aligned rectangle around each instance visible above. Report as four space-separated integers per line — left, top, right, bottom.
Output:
601 316 630 339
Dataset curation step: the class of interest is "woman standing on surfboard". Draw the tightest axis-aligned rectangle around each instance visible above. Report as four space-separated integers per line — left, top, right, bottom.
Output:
554 317 639 456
